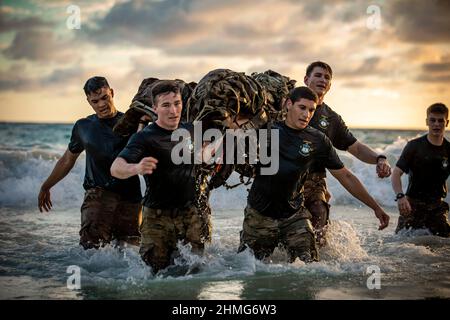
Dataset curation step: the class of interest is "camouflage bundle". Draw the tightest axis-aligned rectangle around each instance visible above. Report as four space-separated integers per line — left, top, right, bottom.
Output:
113 78 196 136
251 70 296 121
186 68 268 131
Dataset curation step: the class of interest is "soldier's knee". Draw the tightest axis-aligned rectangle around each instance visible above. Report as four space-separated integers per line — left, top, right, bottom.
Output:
308 200 329 227
309 200 328 215
79 224 111 250
140 244 171 273
141 251 170 273
238 241 272 260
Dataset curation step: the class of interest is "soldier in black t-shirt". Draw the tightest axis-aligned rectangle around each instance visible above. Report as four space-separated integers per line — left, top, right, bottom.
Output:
38 77 142 249
238 87 390 262
303 61 392 244
392 103 450 237
111 80 211 273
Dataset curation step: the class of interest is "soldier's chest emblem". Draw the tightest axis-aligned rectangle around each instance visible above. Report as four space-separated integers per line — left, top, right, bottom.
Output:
442 157 448 169
299 140 313 157
318 115 329 130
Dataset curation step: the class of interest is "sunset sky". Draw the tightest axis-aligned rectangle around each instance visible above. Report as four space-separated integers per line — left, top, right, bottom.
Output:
0 0 449 129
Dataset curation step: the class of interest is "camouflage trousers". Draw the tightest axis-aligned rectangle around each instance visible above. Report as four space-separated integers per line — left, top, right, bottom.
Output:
238 205 318 263
303 172 331 243
140 205 212 273
80 187 141 249
396 198 450 237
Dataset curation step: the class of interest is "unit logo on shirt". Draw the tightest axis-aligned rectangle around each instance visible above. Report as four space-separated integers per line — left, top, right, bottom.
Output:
299 140 313 157
318 115 329 130
442 157 448 169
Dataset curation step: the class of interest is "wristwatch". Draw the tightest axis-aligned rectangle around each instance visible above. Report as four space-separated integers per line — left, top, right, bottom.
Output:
395 193 405 201
376 155 387 162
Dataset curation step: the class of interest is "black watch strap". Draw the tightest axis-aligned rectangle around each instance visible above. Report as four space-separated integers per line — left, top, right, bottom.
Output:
395 193 405 201
377 154 387 162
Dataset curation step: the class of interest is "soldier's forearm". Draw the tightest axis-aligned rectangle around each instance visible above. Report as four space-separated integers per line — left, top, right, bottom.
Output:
332 168 381 211
347 141 378 164
110 157 138 179
41 150 78 190
391 167 404 195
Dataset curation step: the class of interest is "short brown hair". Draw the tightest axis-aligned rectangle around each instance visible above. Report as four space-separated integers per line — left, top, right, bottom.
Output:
151 80 181 105
288 86 318 104
83 76 110 95
427 103 448 118
306 61 333 78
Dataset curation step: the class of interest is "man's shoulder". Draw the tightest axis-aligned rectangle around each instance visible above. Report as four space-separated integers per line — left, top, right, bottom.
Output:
304 125 327 139
443 137 450 145
407 134 427 146
73 114 96 127
441 137 450 151
317 103 340 117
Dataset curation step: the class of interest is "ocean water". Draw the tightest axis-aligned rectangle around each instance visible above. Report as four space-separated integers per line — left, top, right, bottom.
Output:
0 122 449 300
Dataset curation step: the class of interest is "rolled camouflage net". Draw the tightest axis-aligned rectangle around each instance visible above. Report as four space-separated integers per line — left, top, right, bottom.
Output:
251 70 296 121
186 68 269 131
113 78 196 136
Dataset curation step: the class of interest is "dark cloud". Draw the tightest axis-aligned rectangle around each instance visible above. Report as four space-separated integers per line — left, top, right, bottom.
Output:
301 1 326 19
417 61 450 83
0 12 53 33
337 57 382 78
421 62 450 73
42 67 86 86
300 0 370 22
83 0 203 46
0 64 36 91
416 56 450 83
387 0 450 43
3 30 78 62
416 74 450 83
0 64 86 92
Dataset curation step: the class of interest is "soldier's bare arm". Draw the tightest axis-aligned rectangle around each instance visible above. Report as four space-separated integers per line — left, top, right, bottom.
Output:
391 166 412 215
38 149 80 213
111 156 158 179
347 140 391 178
329 166 390 230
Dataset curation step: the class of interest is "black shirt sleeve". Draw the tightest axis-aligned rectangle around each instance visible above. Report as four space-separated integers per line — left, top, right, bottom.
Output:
68 121 84 154
118 131 150 163
396 140 414 174
332 114 357 150
318 134 345 170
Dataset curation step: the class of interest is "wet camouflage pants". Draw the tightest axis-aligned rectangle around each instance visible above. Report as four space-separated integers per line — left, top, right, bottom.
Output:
396 198 450 237
140 205 212 272
238 206 318 262
80 188 141 249
303 173 331 243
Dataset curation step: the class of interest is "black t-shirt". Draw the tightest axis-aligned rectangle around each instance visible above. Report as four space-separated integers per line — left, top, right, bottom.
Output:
68 112 142 202
308 102 357 173
118 122 197 209
396 135 450 201
248 122 344 218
